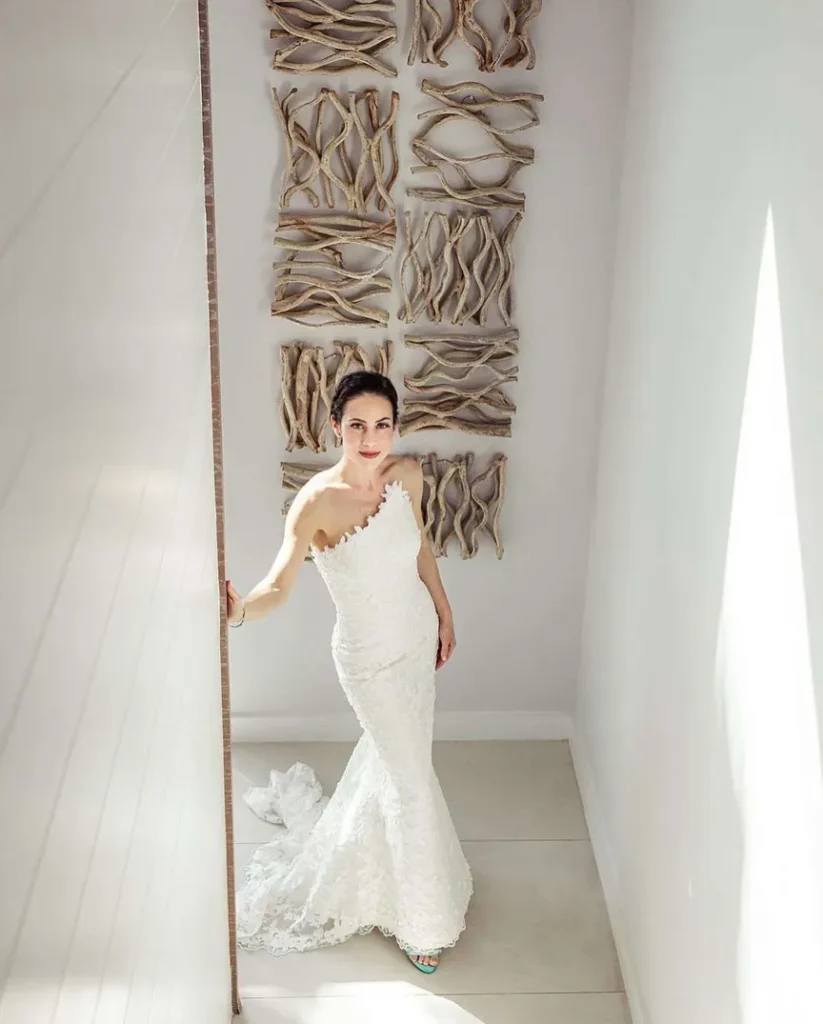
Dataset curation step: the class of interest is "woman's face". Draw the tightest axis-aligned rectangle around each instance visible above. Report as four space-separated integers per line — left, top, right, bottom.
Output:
334 392 395 468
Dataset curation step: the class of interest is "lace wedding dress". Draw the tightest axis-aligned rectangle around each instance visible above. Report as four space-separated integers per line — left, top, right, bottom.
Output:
235 481 473 956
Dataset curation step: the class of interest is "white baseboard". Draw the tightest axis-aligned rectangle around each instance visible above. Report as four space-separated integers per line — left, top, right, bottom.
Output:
231 710 572 743
569 725 649 1024
436 711 571 740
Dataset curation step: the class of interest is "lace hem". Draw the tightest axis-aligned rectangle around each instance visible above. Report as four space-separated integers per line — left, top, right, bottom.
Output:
236 881 473 959
235 760 473 958
237 920 470 959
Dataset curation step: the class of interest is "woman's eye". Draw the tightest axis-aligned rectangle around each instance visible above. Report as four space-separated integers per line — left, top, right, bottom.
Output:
378 422 390 430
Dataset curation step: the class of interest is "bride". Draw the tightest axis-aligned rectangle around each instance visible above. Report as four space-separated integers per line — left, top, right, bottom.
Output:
226 370 473 974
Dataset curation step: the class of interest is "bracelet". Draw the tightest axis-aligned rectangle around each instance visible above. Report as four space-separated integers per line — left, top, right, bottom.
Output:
229 603 246 628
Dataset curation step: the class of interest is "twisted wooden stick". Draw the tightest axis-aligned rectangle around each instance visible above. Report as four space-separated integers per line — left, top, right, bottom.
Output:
274 216 395 327
266 0 398 77
418 453 508 558
421 80 543 121
402 387 516 437
408 81 542 209
276 214 396 254
405 330 519 383
465 454 507 558
273 88 400 214
408 0 457 67
503 0 542 70
407 0 542 71
399 209 522 326
401 331 518 437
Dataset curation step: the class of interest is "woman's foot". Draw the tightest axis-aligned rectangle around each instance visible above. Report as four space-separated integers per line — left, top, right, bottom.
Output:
407 950 441 974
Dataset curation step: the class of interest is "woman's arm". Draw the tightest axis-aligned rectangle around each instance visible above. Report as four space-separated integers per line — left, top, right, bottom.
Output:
405 461 456 668
228 488 322 625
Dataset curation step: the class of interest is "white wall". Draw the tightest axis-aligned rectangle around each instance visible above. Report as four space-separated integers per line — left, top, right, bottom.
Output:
210 0 633 737
575 2 823 1022
0 2 231 1022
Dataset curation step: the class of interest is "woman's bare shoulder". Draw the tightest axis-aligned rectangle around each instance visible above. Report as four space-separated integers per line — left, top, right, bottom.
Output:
386 455 423 486
389 457 423 496
288 470 339 524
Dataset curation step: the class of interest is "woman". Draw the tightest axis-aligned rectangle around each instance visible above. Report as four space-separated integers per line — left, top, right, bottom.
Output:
226 371 472 974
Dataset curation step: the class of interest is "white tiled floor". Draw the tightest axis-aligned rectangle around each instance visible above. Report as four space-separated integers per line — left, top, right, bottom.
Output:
232 741 630 1024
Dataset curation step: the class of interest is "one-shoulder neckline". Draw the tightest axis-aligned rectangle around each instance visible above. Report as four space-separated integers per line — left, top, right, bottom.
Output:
311 480 408 559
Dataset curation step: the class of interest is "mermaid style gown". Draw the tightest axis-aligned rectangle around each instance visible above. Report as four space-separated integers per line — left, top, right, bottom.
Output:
235 481 473 956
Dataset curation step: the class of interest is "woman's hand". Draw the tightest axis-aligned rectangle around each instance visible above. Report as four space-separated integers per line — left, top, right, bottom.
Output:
436 616 456 670
226 580 245 627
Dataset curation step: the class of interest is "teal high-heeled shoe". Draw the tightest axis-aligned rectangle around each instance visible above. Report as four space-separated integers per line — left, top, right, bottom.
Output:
407 950 441 974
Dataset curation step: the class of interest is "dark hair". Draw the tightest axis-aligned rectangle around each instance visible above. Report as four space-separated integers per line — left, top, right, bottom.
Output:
330 371 399 425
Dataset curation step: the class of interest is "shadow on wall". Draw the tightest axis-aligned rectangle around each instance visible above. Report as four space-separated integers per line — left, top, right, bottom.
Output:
577 3 823 1023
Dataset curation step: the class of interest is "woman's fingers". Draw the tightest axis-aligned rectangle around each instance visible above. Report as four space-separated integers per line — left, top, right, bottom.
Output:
436 634 455 670
226 581 243 623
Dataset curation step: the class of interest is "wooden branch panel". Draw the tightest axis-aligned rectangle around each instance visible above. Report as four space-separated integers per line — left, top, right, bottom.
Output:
408 0 542 72
409 81 543 209
279 340 393 452
266 0 398 77
399 209 522 327
273 87 400 215
273 215 396 327
281 453 508 559
400 330 518 438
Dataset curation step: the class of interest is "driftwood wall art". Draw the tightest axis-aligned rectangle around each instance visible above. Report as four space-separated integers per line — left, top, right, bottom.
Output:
279 339 393 451
409 81 543 209
266 0 398 77
281 453 507 558
262 0 537 560
408 0 542 72
273 214 396 326
420 452 507 558
399 209 522 326
273 87 400 214
401 330 518 437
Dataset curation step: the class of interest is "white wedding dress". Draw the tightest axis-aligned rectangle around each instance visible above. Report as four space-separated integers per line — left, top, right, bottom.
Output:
235 480 473 956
